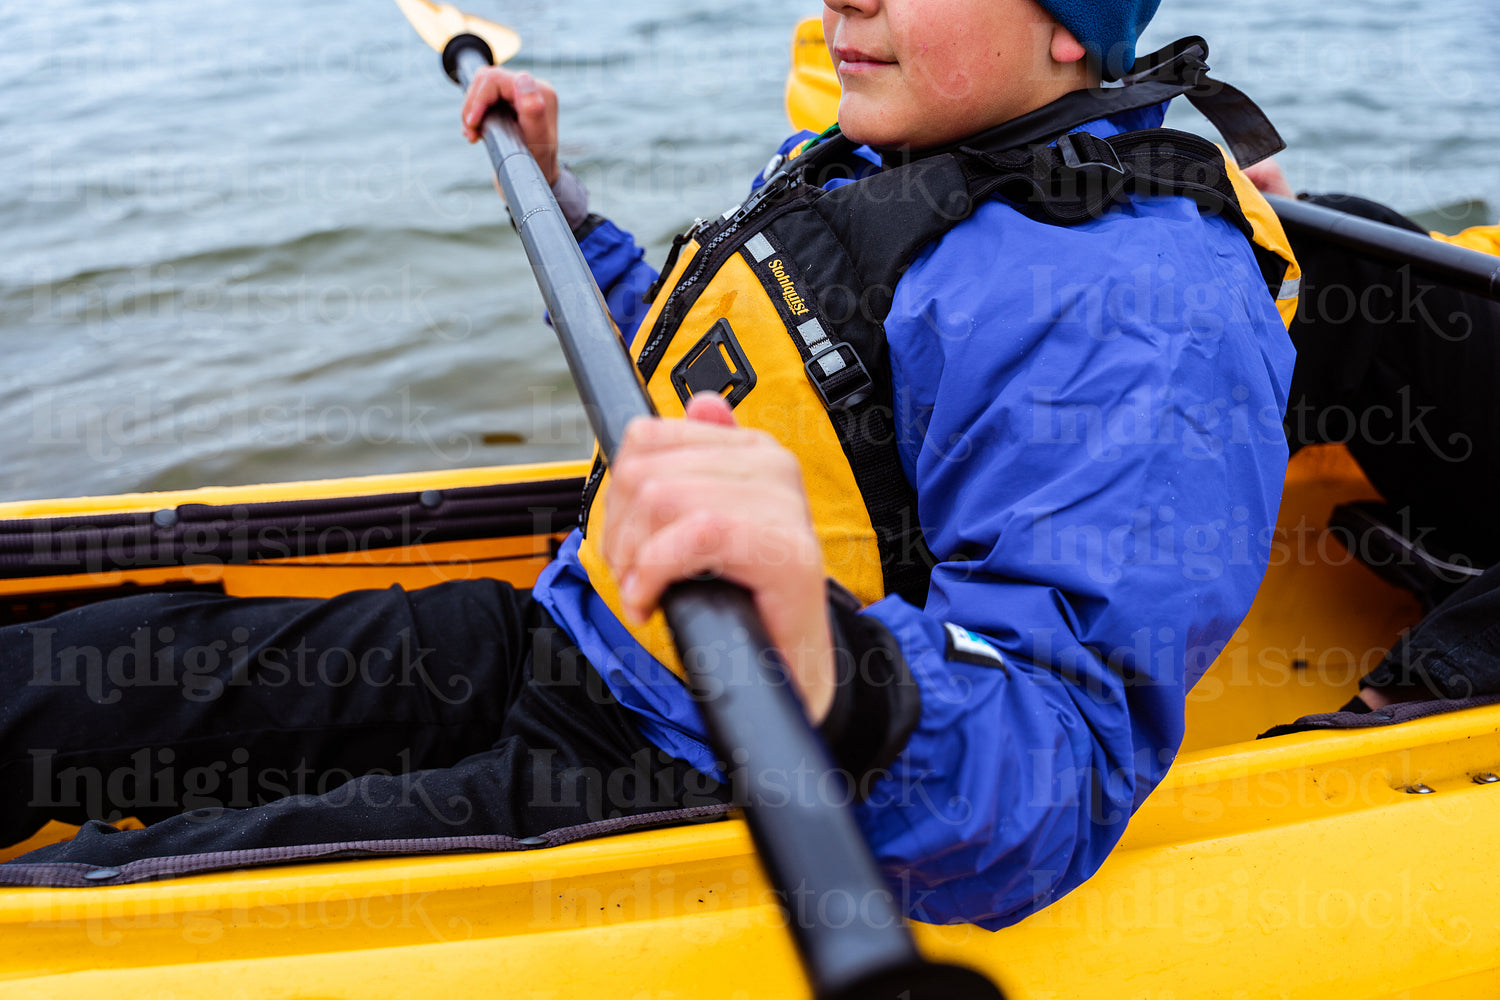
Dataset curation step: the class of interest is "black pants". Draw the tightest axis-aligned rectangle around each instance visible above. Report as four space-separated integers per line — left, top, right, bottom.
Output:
0 581 728 881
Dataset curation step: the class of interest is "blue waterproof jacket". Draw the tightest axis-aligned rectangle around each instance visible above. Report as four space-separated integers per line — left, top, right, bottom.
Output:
534 101 1296 930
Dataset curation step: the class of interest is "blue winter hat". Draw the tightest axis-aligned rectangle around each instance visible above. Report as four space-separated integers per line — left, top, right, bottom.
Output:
1035 0 1163 79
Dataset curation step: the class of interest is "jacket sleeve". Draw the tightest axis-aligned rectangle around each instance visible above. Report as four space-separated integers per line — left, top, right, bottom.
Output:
573 217 658 342
847 197 1296 930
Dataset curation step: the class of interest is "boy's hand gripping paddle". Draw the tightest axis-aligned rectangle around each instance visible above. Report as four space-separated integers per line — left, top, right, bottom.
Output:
392 4 1005 999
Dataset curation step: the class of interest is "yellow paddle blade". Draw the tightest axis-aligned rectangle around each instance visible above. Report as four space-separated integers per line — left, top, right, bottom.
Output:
784 16 840 134
392 0 521 63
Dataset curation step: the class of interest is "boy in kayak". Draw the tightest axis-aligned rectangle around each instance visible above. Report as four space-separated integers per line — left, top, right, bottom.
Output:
2 0 1296 929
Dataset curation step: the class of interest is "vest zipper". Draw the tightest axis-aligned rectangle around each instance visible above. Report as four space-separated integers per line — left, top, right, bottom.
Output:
577 456 605 534
635 173 802 381
641 219 708 306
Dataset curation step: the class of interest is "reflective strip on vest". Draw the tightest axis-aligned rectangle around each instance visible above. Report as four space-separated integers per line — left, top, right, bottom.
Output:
796 318 847 375
745 233 775 263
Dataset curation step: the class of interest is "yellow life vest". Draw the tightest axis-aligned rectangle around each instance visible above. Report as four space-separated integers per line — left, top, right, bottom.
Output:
577 45 1302 679
1434 224 1500 257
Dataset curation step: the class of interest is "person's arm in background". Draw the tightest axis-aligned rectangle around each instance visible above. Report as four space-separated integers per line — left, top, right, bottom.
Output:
1247 156 1500 256
1242 157 1293 197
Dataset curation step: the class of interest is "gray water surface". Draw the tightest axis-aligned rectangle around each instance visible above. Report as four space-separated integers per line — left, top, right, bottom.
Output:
2 0 1496 501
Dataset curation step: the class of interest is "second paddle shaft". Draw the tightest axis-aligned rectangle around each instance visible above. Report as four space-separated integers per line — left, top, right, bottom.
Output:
1270 194 1500 303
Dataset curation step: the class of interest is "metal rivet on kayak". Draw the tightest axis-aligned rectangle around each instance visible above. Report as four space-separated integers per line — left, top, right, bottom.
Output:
1473 773 1500 785
152 508 179 529
1406 784 1436 795
419 490 442 509
82 868 121 881
519 836 548 847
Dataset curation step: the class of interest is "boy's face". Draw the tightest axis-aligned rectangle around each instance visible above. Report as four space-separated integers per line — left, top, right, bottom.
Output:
822 0 1082 150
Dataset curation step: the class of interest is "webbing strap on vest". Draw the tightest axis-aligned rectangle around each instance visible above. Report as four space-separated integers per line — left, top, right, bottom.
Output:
741 217 939 606
957 128 1293 295
963 129 1248 232
1118 35 1284 169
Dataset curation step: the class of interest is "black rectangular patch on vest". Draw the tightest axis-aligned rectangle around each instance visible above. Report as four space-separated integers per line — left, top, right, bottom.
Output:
741 228 874 411
670 318 756 408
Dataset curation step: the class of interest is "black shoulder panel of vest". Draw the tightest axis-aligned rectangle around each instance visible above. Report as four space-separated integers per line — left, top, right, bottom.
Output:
760 204 940 605
764 206 892 400
805 154 975 327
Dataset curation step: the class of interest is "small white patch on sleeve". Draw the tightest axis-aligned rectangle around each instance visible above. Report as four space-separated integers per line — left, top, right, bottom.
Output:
943 623 1006 670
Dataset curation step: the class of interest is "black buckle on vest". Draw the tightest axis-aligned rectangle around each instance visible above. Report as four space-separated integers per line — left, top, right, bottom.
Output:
1120 36 1209 89
671 318 757 408
1056 132 1125 176
805 343 873 410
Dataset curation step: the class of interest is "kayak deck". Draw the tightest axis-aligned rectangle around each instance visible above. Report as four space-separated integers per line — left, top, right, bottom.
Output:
4 706 1498 999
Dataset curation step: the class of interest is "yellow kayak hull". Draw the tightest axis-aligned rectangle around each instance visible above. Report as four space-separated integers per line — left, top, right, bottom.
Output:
2 444 1497 998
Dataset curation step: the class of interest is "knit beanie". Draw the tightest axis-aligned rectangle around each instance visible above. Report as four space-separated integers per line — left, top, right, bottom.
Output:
1035 0 1163 79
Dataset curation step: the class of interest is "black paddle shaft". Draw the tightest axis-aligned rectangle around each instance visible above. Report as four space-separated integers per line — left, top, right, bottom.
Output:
1270 195 1500 302
441 34 1002 1000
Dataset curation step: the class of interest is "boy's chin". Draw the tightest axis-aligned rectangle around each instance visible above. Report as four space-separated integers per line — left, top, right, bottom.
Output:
837 97 964 151
836 102 910 150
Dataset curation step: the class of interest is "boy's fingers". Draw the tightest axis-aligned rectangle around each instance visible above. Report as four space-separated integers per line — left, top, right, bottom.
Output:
464 68 514 119
460 67 516 138
617 411 767 457
619 512 733 622
604 471 801 588
610 454 781 525
463 69 560 177
513 73 542 123
512 73 560 180
621 515 821 627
